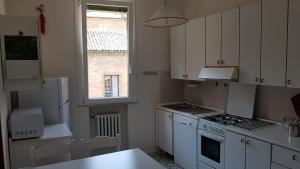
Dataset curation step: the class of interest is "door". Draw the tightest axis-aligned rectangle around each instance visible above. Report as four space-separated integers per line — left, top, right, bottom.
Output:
239 1 261 85
206 12 221 67
286 0 300 88
222 8 240 66
157 109 173 155
199 129 225 169
174 115 197 169
170 24 186 80
261 0 288 87
245 137 271 169
225 131 245 169
186 17 205 80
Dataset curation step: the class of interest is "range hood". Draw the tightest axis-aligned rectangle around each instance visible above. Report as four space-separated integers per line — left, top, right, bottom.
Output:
198 67 239 80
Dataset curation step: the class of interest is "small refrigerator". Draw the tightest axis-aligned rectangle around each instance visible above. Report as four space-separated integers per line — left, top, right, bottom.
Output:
18 77 70 127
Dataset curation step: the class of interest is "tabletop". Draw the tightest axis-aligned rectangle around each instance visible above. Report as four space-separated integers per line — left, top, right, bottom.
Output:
34 149 166 169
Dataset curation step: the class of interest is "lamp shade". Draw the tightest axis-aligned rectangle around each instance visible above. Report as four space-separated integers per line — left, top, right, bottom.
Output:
144 0 187 28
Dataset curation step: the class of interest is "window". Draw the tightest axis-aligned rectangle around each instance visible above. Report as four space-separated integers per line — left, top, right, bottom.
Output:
104 75 119 97
81 0 135 104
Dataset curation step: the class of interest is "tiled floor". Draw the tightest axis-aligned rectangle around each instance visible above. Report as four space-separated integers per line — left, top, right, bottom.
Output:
150 151 183 169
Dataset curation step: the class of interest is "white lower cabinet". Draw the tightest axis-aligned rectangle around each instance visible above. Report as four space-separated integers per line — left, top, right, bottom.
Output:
272 145 300 169
156 109 173 155
225 131 271 169
271 163 289 169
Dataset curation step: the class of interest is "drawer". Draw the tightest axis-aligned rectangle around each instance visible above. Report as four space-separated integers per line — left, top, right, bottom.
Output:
272 145 300 169
174 114 198 128
271 163 289 169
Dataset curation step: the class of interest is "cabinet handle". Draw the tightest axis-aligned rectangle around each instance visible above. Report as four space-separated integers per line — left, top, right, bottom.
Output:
181 122 187 126
217 60 221 64
241 138 245 143
255 78 260 82
260 78 264 83
287 80 292 85
292 155 297 160
246 140 250 145
168 114 173 118
220 60 225 65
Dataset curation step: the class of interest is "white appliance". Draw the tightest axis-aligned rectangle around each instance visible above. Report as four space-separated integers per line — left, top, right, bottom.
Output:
10 108 44 140
197 82 257 169
198 67 239 80
18 77 70 127
174 114 198 169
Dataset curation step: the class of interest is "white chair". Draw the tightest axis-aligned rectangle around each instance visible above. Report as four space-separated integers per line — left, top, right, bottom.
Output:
29 139 74 167
80 134 121 158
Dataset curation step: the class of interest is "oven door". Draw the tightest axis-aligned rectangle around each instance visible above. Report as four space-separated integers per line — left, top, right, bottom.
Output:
198 129 225 169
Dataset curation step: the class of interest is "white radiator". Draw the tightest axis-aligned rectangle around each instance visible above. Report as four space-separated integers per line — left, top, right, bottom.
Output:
94 113 121 137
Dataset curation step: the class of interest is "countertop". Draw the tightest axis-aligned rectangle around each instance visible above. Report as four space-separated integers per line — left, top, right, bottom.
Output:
225 124 300 152
10 123 73 144
156 102 224 120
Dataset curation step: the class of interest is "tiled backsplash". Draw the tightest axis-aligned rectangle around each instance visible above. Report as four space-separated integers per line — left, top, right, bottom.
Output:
184 81 300 122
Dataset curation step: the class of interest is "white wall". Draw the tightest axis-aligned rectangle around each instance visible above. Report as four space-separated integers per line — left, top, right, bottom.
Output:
127 0 184 152
0 0 5 15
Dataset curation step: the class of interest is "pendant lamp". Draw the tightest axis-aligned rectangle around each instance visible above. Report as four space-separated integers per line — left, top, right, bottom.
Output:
144 0 187 28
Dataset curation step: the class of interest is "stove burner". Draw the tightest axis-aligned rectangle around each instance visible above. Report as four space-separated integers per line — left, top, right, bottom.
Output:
203 114 249 125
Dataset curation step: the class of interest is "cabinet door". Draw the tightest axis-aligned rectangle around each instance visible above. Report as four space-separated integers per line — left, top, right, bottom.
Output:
206 13 221 67
245 137 271 169
170 24 186 80
240 1 261 85
222 8 240 66
158 109 173 155
186 17 205 80
287 0 300 88
261 0 288 87
271 163 289 169
225 131 246 169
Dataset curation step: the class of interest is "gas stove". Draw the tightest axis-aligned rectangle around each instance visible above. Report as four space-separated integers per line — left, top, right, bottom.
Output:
199 114 250 136
203 114 249 125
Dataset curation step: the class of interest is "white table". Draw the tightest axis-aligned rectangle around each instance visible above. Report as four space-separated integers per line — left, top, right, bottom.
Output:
34 149 166 169
10 124 73 169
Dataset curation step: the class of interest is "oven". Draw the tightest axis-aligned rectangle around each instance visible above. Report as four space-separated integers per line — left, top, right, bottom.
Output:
198 129 225 169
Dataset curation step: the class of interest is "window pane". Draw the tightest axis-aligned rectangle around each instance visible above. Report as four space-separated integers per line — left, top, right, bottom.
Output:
86 6 129 99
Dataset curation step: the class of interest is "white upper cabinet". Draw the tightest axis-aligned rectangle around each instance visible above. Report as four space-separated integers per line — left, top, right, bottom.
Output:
171 24 186 80
261 0 288 87
186 17 205 80
206 13 221 67
286 0 300 88
222 8 240 66
239 1 261 85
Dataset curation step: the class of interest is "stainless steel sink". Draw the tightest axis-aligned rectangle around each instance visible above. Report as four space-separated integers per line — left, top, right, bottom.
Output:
162 103 215 115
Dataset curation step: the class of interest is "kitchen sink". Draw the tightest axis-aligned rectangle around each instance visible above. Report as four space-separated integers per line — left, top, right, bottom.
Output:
162 103 215 115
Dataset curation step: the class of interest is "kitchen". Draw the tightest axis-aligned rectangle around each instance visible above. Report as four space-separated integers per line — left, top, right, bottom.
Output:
0 0 300 169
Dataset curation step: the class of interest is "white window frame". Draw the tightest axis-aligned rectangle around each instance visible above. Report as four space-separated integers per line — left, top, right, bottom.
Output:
81 0 136 105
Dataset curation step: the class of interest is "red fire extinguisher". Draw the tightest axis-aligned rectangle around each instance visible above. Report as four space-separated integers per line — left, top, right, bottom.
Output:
37 4 46 35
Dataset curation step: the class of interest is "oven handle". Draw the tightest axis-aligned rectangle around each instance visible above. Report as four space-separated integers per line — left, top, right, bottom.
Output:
198 129 225 142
